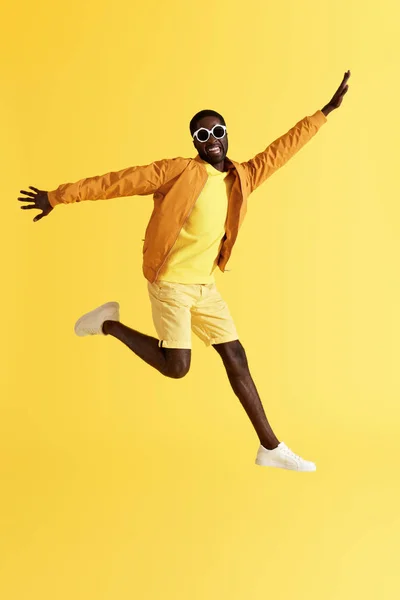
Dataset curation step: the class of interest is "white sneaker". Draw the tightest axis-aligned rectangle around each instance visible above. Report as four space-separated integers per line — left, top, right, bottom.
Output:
74 302 120 337
255 442 316 472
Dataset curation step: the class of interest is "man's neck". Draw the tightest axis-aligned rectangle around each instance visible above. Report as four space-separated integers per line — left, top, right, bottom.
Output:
209 160 226 172
200 156 231 172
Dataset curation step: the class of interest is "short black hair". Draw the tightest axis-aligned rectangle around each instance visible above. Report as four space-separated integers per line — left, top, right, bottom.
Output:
189 109 226 137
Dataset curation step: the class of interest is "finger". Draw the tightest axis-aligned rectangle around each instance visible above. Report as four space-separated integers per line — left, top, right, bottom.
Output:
18 197 35 202
340 75 349 87
33 214 44 222
29 186 41 193
21 205 38 210
20 189 36 198
338 72 350 89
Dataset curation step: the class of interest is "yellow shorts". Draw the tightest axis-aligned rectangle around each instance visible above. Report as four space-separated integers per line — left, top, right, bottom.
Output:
147 280 239 349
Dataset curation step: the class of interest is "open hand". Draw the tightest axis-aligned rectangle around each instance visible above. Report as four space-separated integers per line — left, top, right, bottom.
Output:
18 186 53 222
324 70 351 114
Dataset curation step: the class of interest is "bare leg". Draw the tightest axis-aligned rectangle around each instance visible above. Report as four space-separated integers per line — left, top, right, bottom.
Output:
213 339 280 450
102 320 191 379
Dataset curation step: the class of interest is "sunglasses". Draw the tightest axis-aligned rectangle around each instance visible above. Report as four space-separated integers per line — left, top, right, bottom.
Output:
192 124 227 143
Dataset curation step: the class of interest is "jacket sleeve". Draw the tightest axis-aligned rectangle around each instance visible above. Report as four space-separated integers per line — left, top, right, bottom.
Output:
47 158 172 207
241 110 327 194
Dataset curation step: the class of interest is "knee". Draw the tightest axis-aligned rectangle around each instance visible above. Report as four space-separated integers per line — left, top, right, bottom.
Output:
214 340 248 374
165 358 191 379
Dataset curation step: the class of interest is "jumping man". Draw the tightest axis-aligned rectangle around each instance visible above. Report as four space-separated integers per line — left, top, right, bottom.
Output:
19 71 351 471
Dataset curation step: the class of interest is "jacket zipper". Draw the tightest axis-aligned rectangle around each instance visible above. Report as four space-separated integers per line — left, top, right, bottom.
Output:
154 176 208 281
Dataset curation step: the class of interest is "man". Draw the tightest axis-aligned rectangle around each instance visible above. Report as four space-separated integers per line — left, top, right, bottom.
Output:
19 71 350 472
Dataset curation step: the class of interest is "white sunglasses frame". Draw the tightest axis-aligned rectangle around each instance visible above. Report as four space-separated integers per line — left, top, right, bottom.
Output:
192 124 227 143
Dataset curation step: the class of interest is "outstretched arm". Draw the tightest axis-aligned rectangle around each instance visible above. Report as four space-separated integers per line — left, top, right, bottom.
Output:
242 70 351 193
18 158 172 222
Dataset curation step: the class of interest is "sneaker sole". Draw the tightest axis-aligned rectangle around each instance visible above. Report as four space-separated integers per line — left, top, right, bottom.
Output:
255 459 316 472
74 302 120 336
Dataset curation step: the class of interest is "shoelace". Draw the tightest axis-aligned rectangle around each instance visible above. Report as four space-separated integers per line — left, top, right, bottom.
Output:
281 446 301 463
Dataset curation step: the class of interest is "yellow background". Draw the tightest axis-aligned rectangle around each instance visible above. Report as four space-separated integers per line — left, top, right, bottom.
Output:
2 0 400 598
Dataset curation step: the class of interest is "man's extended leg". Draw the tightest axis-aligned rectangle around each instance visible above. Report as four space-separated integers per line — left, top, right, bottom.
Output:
213 339 280 450
213 339 316 471
103 320 191 379
74 301 190 379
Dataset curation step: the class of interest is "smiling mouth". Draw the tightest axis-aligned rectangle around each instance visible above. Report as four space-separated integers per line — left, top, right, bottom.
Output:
206 145 222 155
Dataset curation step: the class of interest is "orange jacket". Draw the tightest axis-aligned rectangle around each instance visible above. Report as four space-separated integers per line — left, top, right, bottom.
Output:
48 110 327 283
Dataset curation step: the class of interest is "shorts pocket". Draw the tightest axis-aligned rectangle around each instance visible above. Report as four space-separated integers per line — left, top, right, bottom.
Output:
148 280 181 302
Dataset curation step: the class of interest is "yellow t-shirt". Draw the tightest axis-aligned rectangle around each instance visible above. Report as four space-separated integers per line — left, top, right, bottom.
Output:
158 160 234 284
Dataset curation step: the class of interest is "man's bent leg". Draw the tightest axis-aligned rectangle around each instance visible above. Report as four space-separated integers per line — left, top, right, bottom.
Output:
213 339 280 450
103 320 191 379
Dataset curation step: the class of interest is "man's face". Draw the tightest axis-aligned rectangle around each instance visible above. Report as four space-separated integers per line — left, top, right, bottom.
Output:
192 116 228 167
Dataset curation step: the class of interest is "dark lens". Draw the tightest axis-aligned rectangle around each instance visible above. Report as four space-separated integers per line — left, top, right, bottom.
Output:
196 129 209 142
212 125 225 139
